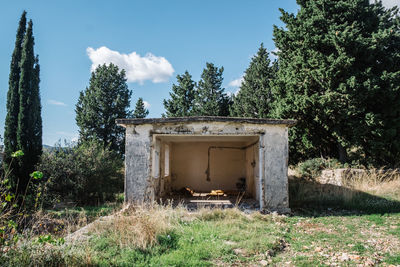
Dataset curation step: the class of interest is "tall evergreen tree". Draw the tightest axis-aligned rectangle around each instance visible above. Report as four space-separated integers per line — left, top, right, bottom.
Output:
133 98 149 118
272 0 400 166
31 55 42 160
3 12 41 194
3 11 26 174
163 71 196 117
16 19 42 193
230 44 277 118
76 63 132 155
193 63 230 116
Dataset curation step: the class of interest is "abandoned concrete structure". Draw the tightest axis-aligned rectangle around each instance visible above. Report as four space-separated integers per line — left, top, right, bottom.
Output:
116 117 296 212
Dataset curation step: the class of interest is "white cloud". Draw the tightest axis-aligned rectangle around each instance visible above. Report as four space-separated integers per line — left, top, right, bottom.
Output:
143 101 151 109
371 0 399 8
270 47 280 61
381 0 398 8
48 99 67 106
227 88 241 97
228 77 244 88
87 46 174 84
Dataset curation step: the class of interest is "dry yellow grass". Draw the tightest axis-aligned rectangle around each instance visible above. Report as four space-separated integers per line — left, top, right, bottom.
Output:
344 168 400 199
290 167 400 210
88 203 188 249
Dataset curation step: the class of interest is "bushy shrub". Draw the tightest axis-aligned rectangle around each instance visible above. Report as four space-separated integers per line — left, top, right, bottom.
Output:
37 140 123 207
297 158 344 179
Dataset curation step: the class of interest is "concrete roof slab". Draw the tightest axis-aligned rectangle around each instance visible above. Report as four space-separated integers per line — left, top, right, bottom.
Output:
116 116 296 127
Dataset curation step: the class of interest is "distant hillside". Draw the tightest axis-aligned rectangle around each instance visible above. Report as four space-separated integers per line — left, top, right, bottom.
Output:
43 145 56 152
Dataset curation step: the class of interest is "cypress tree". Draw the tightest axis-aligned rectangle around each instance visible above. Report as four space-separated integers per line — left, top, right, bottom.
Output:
3 11 26 174
193 63 230 116
133 98 149 118
230 43 277 118
31 55 42 161
16 19 42 193
272 0 400 166
163 71 196 117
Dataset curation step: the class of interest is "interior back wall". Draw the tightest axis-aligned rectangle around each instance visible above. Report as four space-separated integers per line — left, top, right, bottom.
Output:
171 141 248 192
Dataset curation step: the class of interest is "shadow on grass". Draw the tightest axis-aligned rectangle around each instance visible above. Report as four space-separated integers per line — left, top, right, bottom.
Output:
289 177 400 216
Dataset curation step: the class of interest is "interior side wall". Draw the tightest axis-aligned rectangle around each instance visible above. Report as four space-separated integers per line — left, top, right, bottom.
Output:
245 143 260 201
170 141 248 193
159 141 172 197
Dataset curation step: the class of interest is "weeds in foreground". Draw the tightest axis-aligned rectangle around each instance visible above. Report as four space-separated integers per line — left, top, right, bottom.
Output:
1 150 45 250
2 169 400 266
1 204 287 266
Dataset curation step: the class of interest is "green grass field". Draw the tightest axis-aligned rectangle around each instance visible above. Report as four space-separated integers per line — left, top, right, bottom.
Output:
2 206 399 266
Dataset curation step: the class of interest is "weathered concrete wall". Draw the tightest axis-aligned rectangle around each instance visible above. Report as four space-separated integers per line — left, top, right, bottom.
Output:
125 125 153 203
124 121 290 212
246 144 259 201
261 126 290 212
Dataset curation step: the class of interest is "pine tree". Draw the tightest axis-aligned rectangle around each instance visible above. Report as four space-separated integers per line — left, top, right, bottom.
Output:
272 0 400 166
193 63 230 116
133 98 149 118
3 11 26 174
230 44 276 118
16 19 42 193
163 71 196 117
76 63 132 155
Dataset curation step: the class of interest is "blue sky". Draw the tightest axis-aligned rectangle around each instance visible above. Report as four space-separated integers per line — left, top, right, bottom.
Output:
1 1 396 146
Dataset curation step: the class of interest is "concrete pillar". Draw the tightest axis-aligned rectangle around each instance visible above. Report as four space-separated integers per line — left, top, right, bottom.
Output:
124 125 152 203
262 126 290 213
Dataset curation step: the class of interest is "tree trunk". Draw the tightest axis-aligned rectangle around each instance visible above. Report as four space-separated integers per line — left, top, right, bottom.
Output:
338 143 347 163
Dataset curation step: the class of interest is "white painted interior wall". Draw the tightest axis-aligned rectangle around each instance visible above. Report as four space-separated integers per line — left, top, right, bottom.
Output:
165 139 258 198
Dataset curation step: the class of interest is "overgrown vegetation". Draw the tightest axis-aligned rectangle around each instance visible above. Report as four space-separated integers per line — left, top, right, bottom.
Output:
0 150 43 250
297 157 344 178
37 140 123 206
1 193 400 266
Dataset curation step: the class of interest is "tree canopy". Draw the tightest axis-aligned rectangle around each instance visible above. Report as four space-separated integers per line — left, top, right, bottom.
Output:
230 43 277 118
75 63 132 155
271 0 400 166
163 71 196 117
133 97 149 118
193 63 231 116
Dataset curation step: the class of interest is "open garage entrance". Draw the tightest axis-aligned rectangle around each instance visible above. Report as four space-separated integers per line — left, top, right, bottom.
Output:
153 135 260 207
118 116 295 212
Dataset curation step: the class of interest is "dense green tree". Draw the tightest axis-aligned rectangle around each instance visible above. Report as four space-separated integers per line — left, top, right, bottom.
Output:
133 97 149 118
230 44 277 118
76 63 132 155
3 12 42 195
163 71 196 117
272 0 400 166
16 20 42 193
193 63 231 116
3 11 26 177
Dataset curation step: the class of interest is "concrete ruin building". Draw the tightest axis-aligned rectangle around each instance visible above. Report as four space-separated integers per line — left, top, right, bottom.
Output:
116 116 296 212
